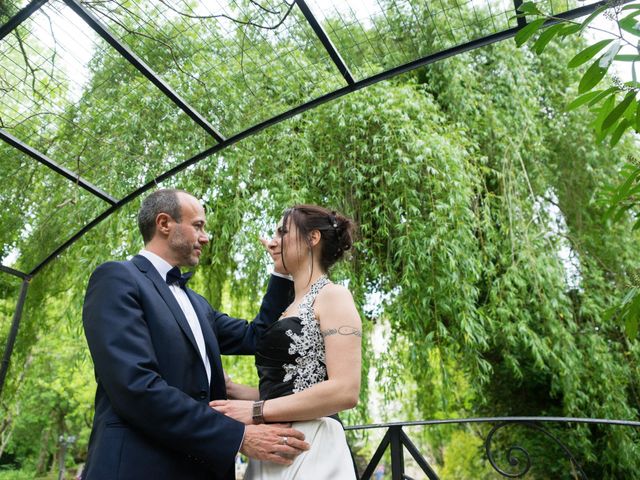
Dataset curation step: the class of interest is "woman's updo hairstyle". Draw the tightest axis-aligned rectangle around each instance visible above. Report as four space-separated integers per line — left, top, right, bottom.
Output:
282 204 355 273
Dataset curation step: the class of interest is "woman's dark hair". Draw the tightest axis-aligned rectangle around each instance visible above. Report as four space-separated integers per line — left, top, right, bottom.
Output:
280 204 356 275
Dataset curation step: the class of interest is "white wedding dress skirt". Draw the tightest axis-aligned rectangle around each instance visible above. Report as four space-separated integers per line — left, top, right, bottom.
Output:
244 417 356 480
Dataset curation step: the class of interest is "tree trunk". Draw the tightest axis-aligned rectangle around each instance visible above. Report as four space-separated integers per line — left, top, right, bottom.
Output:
0 413 14 459
0 353 32 459
35 428 50 475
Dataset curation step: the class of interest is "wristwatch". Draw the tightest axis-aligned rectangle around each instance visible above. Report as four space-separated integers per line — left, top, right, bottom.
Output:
252 400 265 424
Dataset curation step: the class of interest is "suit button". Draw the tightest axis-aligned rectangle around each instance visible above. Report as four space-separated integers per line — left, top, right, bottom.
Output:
198 391 207 400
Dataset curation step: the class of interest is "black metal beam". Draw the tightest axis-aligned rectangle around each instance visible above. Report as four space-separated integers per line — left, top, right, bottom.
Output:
0 264 30 279
399 428 439 480
295 0 355 85
0 129 117 205
344 416 640 431
350 417 638 480
514 0 527 29
0 0 48 42
360 429 391 480
61 0 226 143
0 278 30 398
389 426 405 480
26 0 616 278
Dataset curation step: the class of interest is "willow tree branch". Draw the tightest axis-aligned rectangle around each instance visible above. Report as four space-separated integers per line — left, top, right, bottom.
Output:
156 0 295 31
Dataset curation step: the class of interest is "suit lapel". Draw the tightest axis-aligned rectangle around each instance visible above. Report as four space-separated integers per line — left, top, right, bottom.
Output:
185 289 227 399
131 255 200 356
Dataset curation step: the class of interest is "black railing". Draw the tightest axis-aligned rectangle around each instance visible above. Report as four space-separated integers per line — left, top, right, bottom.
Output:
345 417 640 480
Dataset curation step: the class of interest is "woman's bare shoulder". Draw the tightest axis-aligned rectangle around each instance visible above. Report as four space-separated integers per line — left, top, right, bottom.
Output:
317 282 353 303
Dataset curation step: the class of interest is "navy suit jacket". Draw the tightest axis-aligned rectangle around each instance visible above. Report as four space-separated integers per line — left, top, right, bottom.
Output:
82 255 292 480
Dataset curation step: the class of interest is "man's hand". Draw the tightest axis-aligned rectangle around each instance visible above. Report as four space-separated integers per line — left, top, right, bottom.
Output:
240 424 309 465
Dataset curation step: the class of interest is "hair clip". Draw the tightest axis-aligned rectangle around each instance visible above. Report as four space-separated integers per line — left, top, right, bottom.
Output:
329 212 338 229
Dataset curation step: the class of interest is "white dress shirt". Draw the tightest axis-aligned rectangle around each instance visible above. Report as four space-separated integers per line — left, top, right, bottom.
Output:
139 250 212 385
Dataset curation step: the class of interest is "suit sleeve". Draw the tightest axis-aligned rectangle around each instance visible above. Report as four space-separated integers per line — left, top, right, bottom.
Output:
83 262 244 472
211 274 293 354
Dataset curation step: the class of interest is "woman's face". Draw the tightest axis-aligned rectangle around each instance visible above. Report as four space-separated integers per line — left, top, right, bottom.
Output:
274 216 304 273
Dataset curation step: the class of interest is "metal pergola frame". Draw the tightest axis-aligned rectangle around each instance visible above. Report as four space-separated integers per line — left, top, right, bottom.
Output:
0 0 617 396
346 417 640 479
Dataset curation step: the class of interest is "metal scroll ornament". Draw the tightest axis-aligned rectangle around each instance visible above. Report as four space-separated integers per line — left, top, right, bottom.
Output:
484 421 588 479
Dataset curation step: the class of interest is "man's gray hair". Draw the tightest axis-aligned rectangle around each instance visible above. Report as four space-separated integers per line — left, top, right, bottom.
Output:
138 189 184 243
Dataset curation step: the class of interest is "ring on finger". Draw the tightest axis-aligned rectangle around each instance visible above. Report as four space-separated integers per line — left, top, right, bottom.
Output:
281 436 288 445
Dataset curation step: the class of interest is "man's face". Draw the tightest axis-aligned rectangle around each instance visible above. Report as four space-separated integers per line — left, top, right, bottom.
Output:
168 194 209 267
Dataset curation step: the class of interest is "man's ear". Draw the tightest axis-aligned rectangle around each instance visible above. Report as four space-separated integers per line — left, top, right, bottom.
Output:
155 213 173 236
309 229 321 247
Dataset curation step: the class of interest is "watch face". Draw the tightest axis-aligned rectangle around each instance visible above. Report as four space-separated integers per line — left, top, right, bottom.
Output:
252 401 264 423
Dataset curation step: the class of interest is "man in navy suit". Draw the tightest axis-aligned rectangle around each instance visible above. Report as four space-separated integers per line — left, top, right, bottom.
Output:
82 189 308 480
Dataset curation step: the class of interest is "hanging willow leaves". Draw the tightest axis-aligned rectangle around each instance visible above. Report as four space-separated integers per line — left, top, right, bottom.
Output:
619 10 640 36
615 54 640 61
514 18 547 47
568 39 613 68
516 1 542 16
533 22 565 54
579 56 610 93
587 87 621 108
602 91 637 130
567 89 607 110
610 118 632 146
515 2 640 347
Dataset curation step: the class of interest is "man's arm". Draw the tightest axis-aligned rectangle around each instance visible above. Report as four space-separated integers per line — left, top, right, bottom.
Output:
211 274 293 354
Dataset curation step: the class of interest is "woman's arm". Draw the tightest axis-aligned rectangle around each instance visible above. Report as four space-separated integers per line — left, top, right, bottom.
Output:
211 284 361 424
224 372 260 401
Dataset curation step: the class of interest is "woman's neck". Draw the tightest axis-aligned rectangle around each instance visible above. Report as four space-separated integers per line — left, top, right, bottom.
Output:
291 266 325 298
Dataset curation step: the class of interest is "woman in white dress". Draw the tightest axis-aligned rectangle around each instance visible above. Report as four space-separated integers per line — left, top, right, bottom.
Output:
210 204 361 480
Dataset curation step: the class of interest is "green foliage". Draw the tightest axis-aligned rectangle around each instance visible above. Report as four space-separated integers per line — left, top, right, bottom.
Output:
440 430 499 479
516 2 638 142
0 470 38 480
516 1 640 340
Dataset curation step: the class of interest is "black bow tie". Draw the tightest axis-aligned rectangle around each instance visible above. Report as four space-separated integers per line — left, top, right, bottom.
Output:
166 266 193 288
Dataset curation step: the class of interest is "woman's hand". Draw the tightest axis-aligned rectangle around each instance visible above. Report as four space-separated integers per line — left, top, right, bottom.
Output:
210 399 254 425
222 372 260 400
223 371 233 391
